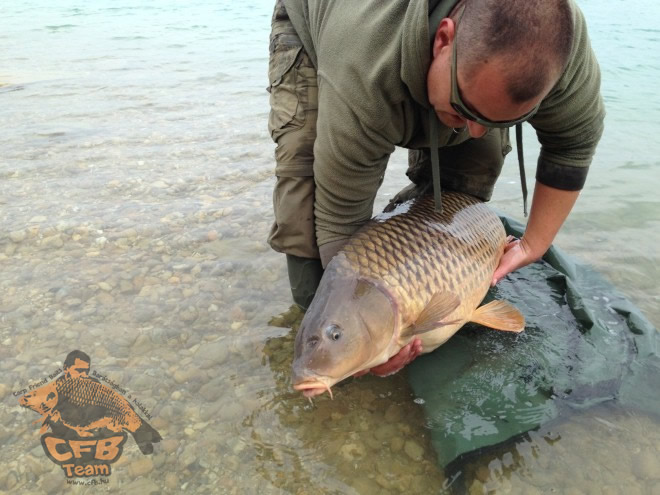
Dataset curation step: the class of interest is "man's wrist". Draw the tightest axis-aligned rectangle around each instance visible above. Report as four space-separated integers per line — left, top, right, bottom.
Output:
519 235 548 262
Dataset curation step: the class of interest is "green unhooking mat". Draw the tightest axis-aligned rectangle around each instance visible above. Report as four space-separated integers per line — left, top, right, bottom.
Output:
407 215 660 470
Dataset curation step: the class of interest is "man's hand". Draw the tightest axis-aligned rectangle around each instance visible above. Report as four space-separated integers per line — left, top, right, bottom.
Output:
491 235 536 286
491 182 581 286
353 339 423 378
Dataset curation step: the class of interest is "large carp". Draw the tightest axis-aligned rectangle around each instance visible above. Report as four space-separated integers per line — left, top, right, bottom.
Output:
292 192 525 398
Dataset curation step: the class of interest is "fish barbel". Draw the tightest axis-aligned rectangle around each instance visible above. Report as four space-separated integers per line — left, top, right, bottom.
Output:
292 192 525 398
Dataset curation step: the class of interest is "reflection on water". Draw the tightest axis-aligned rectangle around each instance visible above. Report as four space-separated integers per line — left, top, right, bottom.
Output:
1 0 659 493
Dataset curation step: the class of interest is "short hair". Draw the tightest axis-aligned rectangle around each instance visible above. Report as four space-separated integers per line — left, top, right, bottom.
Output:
64 350 91 368
455 0 574 103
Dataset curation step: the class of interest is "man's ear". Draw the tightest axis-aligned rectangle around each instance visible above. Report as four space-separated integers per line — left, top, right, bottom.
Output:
432 18 456 59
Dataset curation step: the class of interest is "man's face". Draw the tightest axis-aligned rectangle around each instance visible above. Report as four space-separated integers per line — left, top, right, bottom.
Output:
65 358 90 379
427 18 547 138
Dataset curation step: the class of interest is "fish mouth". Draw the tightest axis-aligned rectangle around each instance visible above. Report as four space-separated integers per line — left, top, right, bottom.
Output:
292 379 335 399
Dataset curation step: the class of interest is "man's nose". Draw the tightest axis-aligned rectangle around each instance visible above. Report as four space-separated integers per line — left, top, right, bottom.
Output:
466 120 487 138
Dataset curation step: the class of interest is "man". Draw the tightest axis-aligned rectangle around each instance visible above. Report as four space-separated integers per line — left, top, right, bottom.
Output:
267 0 604 372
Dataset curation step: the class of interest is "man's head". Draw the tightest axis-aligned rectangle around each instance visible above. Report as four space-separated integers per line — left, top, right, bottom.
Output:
63 350 91 379
427 0 574 137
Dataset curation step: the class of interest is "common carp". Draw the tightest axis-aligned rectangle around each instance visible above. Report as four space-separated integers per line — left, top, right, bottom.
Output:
292 192 525 398
19 377 161 454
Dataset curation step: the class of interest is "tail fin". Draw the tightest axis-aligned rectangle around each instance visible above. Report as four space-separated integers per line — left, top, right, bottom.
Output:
132 421 162 455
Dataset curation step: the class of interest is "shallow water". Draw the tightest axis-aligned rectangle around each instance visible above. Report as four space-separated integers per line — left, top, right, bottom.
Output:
1 0 659 493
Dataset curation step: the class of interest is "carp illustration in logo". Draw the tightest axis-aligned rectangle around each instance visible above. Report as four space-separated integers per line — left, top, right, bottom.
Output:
18 350 162 478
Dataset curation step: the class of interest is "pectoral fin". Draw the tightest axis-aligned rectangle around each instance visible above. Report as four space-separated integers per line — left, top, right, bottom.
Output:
401 290 461 339
470 300 525 332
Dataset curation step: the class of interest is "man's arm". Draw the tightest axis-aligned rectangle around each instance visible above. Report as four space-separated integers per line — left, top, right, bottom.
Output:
313 77 395 266
530 2 605 192
492 182 579 285
491 3 604 283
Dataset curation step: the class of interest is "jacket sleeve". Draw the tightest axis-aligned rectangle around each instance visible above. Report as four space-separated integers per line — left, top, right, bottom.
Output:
529 3 605 191
312 75 395 248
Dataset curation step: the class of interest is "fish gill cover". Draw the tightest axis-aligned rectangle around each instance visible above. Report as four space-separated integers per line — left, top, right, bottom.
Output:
407 214 660 475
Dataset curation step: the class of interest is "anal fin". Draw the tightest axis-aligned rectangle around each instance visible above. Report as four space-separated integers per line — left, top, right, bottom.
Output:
470 300 525 332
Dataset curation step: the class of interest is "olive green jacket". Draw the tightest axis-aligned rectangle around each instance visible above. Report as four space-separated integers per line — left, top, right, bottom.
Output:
283 0 605 247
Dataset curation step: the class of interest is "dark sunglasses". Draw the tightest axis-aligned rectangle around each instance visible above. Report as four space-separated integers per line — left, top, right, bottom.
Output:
449 6 540 128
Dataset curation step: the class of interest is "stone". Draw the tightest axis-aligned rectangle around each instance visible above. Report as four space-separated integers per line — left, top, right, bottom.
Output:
4 471 18 491
164 472 179 491
160 438 179 454
374 424 397 442
96 291 115 305
9 230 26 242
468 479 485 495
390 436 404 453
194 341 229 368
220 401 245 423
384 404 403 422
128 457 154 478
475 465 491 483
123 477 160 495
198 378 224 402
632 450 660 480
40 472 66 494
339 442 367 462
0 383 9 400
404 440 425 461
42 234 64 248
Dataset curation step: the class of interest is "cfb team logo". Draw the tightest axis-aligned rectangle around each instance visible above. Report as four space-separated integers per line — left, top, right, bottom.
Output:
18 350 162 478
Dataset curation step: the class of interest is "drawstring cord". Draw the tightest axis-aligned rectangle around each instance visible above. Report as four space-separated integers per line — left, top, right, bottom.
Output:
430 109 442 213
516 123 528 217
430 114 528 217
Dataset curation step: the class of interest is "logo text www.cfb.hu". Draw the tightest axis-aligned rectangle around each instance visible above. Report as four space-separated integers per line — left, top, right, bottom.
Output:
67 477 109 486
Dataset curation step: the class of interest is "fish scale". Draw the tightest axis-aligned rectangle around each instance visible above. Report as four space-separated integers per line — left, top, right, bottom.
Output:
340 192 505 333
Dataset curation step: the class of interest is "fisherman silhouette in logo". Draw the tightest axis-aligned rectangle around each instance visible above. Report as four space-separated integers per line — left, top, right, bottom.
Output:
58 350 98 382
19 349 161 454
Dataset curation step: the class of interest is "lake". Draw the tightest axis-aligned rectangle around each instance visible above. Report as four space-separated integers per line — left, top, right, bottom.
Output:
0 0 658 493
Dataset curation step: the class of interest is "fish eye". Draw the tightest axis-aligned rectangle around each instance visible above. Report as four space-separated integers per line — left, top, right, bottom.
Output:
325 324 342 341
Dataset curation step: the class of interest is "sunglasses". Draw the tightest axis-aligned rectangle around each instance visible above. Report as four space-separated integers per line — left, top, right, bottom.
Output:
449 7 540 128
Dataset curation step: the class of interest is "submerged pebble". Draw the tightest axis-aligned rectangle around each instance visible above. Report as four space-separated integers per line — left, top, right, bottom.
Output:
633 450 660 480
404 440 425 461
